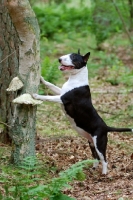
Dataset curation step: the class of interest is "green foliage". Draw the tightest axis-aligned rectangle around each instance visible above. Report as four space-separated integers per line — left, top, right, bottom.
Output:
105 61 133 86
33 3 92 40
90 0 130 45
32 0 132 46
0 157 48 199
41 56 61 84
50 193 75 200
0 157 94 199
28 159 93 199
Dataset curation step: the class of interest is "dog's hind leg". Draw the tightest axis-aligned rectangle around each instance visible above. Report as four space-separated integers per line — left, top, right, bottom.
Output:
40 76 61 95
67 119 100 169
92 133 108 174
88 141 100 169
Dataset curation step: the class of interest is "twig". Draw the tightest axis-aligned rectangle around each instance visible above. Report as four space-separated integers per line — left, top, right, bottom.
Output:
97 109 116 115
111 0 133 46
0 121 11 128
44 149 74 155
92 89 133 94
0 51 16 64
93 190 108 194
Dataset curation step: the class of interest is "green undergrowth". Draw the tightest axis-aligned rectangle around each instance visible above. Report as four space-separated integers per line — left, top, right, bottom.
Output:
102 60 133 86
41 56 61 86
33 2 92 40
0 156 94 200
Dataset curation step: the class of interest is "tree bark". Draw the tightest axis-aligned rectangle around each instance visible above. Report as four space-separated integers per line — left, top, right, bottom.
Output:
0 2 19 143
0 0 40 164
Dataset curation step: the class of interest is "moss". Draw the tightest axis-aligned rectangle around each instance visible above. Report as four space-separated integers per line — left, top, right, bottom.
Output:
24 16 40 37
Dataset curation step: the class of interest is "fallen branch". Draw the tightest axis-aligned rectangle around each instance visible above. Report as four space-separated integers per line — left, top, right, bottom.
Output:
43 149 74 155
92 89 133 94
97 109 116 115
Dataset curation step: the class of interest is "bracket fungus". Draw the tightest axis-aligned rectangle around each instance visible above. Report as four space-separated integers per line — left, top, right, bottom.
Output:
6 77 24 92
13 94 43 105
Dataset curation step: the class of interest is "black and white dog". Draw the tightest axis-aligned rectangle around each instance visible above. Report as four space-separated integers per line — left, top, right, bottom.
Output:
33 50 133 174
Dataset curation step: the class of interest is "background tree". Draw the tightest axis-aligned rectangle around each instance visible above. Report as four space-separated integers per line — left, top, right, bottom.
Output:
91 0 133 47
0 0 40 164
128 0 133 30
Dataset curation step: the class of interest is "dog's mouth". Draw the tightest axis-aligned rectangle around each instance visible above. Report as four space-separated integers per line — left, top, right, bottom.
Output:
59 65 74 71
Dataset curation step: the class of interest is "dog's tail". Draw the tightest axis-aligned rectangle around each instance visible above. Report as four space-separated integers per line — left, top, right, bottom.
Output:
107 126 133 133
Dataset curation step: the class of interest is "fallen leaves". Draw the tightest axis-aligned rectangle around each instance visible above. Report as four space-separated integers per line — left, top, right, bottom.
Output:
35 132 133 199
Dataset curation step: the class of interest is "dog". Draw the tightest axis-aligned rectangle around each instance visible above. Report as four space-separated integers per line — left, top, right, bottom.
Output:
33 50 133 174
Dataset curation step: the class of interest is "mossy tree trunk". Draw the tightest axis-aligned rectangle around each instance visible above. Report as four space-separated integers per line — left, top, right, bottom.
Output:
0 0 40 164
0 3 17 143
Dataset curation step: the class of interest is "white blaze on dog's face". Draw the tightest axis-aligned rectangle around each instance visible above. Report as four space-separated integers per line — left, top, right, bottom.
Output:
58 51 90 74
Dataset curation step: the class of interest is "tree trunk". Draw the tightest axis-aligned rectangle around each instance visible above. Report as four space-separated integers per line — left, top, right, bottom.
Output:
0 2 19 143
0 0 40 164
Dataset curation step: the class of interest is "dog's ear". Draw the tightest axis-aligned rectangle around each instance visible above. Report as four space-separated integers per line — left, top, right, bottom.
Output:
83 52 90 63
78 49 80 55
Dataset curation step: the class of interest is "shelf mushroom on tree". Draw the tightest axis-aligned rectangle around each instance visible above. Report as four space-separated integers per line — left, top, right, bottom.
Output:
0 0 41 164
7 77 42 105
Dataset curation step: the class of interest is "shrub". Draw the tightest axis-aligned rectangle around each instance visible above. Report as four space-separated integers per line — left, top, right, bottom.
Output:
33 1 131 45
90 0 131 45
41 56 61 84
104 62 133 86
33 3 92 39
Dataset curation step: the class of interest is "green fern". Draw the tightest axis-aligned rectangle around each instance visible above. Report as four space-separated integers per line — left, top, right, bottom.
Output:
0 158 94 199
41 56 61 84
27 159 94 199
50 193 76 200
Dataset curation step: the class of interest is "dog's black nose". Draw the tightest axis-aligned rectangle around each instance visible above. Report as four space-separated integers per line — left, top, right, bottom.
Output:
58 58 62 63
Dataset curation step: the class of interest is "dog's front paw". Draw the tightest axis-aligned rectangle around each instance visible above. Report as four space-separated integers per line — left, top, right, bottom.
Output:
40 76 45 82
40 76 49 86
32 93 39 99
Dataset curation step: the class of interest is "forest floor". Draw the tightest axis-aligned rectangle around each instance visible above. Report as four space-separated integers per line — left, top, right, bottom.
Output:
36 45 133 199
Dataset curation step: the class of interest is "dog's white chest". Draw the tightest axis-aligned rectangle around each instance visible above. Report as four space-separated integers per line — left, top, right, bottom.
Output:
61 67 89 95
61 81 74 95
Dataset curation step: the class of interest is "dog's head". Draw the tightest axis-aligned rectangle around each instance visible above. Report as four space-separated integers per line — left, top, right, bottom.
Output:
58 50 90 73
